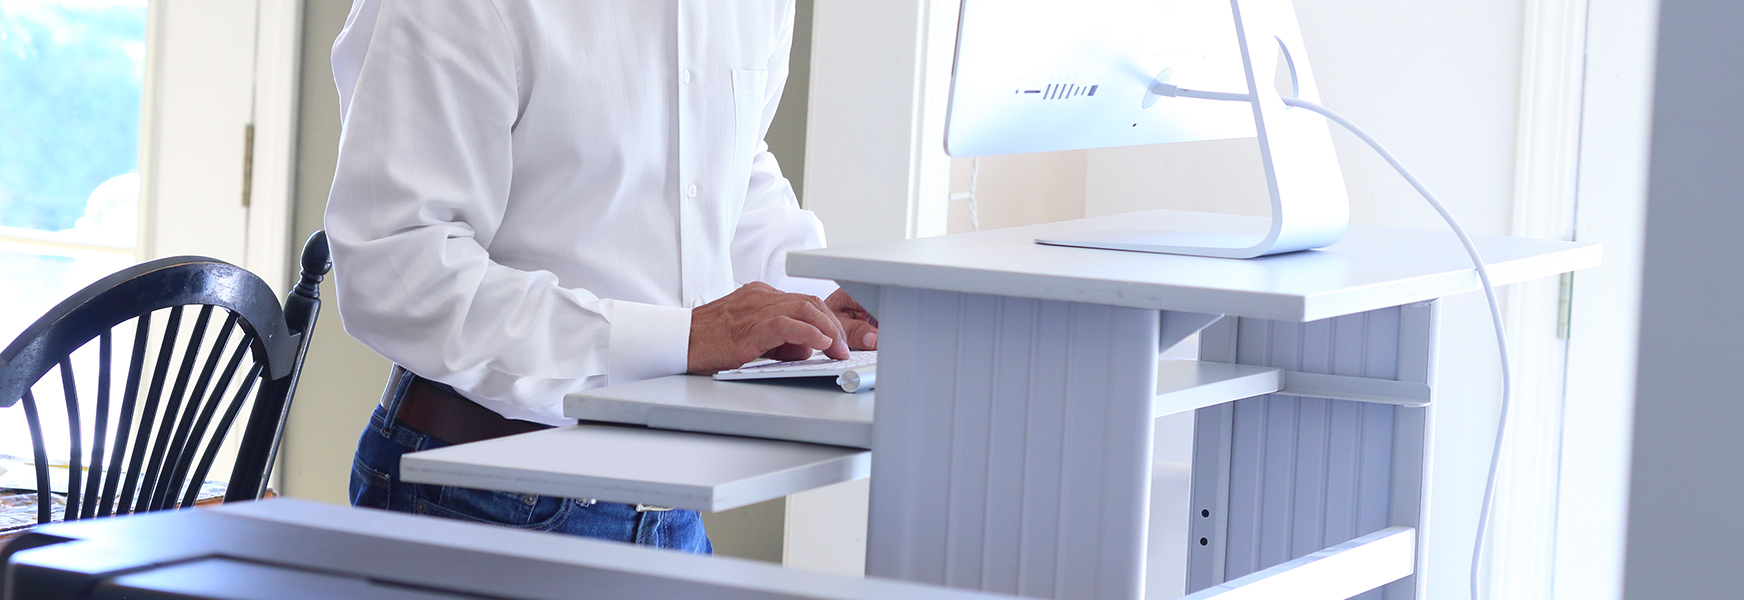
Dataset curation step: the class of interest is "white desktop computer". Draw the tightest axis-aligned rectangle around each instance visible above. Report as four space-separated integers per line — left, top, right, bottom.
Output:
945 0 1349 258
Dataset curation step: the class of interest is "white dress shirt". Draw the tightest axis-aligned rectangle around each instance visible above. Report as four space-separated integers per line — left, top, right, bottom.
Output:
325 0 832 425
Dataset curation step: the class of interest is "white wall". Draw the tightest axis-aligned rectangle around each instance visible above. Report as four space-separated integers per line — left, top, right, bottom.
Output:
1622 0 1744 597
768 0 815 205
282 0 389 506
946 153 1087 235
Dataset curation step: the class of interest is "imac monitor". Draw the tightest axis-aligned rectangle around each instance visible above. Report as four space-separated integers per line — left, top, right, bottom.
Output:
946 0 1350 259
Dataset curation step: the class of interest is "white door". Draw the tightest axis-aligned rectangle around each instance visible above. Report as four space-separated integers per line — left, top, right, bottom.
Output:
142 0 260 266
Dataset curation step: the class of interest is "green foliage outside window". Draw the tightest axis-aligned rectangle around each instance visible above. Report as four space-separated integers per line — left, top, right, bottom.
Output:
0 1 147 232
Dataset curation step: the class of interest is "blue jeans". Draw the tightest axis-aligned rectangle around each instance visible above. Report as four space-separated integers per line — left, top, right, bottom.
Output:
349 389 712 554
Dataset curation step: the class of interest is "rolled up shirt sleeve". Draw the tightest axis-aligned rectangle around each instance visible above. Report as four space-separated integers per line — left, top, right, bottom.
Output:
325 0 689 423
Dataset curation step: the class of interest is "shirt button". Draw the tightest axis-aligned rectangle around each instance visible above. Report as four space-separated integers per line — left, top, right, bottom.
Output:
686 184 699 198
691 297 705 308
681 69 692 85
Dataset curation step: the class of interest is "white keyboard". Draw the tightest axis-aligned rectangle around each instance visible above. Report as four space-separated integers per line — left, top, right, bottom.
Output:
713 351 877 393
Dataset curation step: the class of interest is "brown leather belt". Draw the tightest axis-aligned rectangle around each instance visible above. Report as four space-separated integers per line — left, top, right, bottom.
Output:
392 369 551 445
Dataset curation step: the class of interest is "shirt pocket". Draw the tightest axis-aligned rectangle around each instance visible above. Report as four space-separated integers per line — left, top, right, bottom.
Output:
729 68 770 192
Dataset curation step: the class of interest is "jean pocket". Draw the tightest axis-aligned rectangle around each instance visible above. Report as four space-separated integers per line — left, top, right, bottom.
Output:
413 486 571 532
634 508 713 554
349 459 393 509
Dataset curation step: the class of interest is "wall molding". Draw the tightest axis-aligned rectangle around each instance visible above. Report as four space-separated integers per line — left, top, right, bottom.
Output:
1492 0 1590 596
803 0 956 247
248 0 306 296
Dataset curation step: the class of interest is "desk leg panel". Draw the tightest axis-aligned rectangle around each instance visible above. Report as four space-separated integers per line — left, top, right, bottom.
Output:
867 287 1160 600
1192 306 1428 600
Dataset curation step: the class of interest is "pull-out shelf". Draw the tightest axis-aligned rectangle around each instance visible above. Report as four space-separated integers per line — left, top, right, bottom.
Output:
567 375 876 449
400 426 869 513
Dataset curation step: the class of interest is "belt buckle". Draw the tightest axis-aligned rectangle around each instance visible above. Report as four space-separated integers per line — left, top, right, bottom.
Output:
635 503 674 512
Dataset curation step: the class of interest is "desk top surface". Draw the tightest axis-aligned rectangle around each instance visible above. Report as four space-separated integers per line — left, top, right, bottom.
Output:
789 210 1600 322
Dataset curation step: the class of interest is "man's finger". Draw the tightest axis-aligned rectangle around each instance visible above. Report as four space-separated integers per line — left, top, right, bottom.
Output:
828 291 878 328
754 316 835 355
802 294 848 342
839 308 876 328
843 318 878 351
781 298 850 360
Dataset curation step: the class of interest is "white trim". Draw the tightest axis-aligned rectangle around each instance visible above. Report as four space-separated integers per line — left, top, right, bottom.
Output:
246 0 305 296
135 0 300 286
906 0 958 239
1494 0 1589 597
1511 0 1589 244
249 0 305 498
139 0 260 265
802 0 955 246
135 0 166 261
1554 0 1658 598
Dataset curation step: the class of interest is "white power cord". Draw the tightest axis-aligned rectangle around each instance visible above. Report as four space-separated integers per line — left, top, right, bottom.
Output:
1155 82 1512 600
1286 96 1510 600
949 157 982 231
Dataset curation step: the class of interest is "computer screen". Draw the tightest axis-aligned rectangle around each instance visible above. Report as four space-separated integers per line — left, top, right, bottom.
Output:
944 0 1350 259
945 0 1254 157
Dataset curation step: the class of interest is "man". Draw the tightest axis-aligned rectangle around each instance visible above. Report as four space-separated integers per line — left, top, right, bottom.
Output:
325 0 876 553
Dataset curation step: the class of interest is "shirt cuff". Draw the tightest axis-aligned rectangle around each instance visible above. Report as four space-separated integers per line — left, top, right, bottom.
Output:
602 299 692 385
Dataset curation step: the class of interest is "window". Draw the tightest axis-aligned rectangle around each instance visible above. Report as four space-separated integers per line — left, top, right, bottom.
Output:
0 0 148 346
0 0 149 466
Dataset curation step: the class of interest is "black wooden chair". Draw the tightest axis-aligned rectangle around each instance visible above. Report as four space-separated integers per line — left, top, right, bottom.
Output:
0 231 330 526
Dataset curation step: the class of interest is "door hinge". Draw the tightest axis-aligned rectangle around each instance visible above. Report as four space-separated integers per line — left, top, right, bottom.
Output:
241 123 255 208
1555 272 1574 340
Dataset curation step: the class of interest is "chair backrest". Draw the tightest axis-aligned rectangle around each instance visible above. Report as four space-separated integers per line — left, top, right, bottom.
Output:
0 231 330 525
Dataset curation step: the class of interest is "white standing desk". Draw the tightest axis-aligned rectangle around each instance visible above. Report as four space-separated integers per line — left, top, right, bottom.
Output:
786 209 1599 600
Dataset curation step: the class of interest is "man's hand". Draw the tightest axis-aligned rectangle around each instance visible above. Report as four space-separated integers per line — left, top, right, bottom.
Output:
827 288 879 351
688 282 850 374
